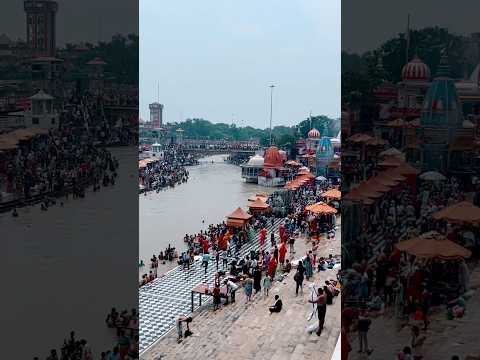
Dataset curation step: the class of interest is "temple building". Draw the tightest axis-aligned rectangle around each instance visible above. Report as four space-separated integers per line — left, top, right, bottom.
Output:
306 128 321 152
402 54 480 175
257 146 289 187
375 52 480 138
315 137 335 176
241 154 264 183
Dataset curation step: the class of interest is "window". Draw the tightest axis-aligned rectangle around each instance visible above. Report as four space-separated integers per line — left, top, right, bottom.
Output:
51 118 55 125
32 117 39 125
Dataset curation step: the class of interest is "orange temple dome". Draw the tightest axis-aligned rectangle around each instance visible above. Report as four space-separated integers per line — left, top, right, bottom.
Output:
263 146 284 169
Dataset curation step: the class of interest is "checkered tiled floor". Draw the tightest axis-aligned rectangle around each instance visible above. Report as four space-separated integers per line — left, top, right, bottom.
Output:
139 217 284 353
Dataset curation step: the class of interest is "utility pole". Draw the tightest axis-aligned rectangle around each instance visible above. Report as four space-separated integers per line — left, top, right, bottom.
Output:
269 84 275 146
406 13 411 65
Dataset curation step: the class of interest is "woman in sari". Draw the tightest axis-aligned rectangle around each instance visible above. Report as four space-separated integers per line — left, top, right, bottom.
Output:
304 255 313 280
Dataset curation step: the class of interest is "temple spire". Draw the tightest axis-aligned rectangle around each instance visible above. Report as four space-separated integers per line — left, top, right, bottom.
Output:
436 49 451 78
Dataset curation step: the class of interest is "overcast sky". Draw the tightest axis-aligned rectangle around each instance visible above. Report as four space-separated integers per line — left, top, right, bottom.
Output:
139 0 341 128
2 0 138 44
343 0 480 54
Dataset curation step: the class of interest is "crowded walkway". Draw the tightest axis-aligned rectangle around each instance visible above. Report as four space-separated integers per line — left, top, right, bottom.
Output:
139 175 341 358
142 221 341 360
341 147 480 359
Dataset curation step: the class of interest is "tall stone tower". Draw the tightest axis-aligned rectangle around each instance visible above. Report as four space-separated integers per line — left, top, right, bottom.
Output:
149 102 163 129
24 0 58 57
419 53 463 172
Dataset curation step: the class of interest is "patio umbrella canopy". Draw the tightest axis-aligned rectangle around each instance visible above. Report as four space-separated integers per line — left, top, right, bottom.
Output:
305 203 337 215
393 162 420 176
344 186 383 201
432 201 480 225
420 171 447 181
395 231 471 260
366 179 392 193
379 147 403 157
248 194 269 202
383 170 406 182
321 189 341 200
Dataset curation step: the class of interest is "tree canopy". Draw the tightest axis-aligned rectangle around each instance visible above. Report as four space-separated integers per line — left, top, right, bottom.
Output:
342 27 477 106
160 115 339 146
64 33 139 84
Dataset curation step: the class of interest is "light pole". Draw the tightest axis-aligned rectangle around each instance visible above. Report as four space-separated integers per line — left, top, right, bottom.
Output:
269 84 275 146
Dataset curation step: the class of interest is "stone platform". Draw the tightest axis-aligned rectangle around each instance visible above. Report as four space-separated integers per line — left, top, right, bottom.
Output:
141 221 341 360
139 217 284 353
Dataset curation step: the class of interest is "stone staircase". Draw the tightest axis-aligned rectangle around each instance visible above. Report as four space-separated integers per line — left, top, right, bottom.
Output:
139 217 285 353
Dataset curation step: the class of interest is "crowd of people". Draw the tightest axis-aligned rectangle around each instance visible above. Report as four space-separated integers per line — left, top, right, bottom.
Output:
341 156 479 359
139 244 179 287
141 176 341 344
1 90 137 212
139 145 195 193
181 140 260 151
33 319 139 360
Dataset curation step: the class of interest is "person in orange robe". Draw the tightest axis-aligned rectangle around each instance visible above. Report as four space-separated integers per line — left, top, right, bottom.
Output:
218 234 228 251
259 228 267 247
202 238 209 254
278 242 287 267
279 224 285 241
268 256 277 278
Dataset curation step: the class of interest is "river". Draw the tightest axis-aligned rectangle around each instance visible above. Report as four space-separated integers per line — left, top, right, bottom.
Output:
139 154 274 264
2 151 273 359
2 147 138 360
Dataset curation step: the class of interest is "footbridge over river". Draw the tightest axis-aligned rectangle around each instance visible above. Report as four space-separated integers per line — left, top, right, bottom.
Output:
181 140 260 160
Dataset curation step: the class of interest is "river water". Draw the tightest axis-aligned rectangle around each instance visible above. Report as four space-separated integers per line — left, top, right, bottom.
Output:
2 147 138 360
1 151 272 359
139 154 274 264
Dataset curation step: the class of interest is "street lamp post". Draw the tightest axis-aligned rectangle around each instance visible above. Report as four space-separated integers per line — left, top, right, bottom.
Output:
269 84 275 146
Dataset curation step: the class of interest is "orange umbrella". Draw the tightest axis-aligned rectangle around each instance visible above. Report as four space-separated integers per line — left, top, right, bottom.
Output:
366 179 392 193
248 198 271 210
386 118 406 127
374 175 399 187
321 189 341 200
285 160 301 166
395 231 471 260
382 170 406 181
393 162 420 176
344 189 382 201
248 194 269 202
347 133 373 143
378 158 404 167
305 203 337 214
432 201 480 225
